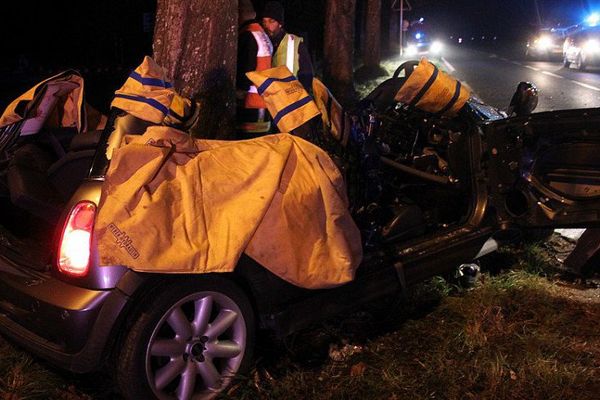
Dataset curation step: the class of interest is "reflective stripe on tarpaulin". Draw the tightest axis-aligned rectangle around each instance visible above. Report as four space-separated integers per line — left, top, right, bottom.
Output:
128 71 173 89
256 75 296 95
246 66 320 133
113 94 169 115
394 57 470 117
111 56 175 124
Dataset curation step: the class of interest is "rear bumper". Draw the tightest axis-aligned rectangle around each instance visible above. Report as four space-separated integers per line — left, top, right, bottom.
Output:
0 257 130 372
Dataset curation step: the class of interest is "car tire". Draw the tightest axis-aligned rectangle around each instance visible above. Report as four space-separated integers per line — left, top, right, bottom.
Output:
563 56 571 68
116 275 255 400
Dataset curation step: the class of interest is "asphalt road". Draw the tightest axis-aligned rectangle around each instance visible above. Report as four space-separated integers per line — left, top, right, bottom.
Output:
440 45 600 113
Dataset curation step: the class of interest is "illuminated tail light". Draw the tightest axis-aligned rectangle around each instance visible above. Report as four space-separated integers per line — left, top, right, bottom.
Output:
57 201 97 277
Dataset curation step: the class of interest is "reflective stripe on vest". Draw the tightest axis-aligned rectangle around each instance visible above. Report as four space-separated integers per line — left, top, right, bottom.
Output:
243 23 273 110
273 33 302 76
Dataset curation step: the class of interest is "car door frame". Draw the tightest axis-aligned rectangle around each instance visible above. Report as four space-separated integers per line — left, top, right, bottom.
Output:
484 108 600 229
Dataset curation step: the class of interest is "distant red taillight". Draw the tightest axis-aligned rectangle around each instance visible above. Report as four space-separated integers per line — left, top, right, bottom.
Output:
57 201 96 277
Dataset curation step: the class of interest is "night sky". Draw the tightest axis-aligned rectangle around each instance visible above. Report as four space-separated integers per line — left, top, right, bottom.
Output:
411 0 596 37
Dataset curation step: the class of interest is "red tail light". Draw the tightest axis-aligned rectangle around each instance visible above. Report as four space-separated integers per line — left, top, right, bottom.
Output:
57 201 97 277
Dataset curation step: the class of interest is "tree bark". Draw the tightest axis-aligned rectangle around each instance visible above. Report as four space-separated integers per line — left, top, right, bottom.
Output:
153 0 238 138
323 0 356 106
363 0 381 68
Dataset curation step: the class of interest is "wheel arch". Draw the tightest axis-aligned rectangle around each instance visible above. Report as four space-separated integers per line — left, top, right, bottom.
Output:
103 266 262 370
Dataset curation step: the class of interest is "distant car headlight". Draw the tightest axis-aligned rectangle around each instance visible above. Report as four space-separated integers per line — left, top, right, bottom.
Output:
406 44 418 56
430 41 443 54
535 35 554 50
584 39 600 53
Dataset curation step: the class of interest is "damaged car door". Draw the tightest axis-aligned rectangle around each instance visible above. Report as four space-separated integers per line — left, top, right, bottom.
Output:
485 107 600 229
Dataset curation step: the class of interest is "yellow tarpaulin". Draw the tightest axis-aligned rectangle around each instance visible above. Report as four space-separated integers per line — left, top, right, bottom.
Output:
95 127 362 289
246 66 321 133
395 57 470 117
111 56 175 124
0 70 106 132
312 77 346 144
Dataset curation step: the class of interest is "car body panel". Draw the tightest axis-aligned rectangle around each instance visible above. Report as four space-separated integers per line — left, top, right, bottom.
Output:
485 108 600 228
563 26 600 68
526 28 567 60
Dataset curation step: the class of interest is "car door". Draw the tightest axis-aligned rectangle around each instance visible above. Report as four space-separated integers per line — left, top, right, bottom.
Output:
483 107 600 228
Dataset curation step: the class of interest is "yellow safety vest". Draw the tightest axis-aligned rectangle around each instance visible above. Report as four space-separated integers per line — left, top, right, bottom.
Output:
273 33 302 76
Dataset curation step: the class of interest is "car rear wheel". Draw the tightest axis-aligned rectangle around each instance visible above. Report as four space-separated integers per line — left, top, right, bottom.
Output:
563 56 571 68
116 276 255 400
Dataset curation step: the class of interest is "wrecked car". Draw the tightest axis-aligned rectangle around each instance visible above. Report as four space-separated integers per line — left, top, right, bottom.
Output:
1 57 599 400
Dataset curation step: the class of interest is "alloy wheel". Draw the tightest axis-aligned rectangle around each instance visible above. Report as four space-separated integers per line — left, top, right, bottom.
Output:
145 291 246 400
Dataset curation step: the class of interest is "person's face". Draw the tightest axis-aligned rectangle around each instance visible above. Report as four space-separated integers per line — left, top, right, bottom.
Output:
261 17 282 38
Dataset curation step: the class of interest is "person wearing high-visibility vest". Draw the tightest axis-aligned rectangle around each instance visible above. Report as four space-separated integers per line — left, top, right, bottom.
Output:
236 0 273 137
261 1 314 92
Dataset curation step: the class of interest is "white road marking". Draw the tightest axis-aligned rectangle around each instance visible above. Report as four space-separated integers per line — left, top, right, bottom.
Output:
441 57 456 73
489 54 498 58
511 61 521 65
570 80 600 91
524 65 540 71
499 57 508 62
541 71 564 78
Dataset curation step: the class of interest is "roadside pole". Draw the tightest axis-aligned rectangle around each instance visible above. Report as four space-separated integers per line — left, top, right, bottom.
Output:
399 0 404 56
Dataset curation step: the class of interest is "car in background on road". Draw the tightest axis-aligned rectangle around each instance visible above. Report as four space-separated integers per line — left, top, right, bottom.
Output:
525 27 570 60
404 20 444 57
563 25 600 70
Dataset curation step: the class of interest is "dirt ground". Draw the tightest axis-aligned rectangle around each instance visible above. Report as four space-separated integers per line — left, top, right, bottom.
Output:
535 231 600 303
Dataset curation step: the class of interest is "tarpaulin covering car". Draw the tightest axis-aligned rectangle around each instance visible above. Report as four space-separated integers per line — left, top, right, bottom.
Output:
96 127 362 289
95 57 361 289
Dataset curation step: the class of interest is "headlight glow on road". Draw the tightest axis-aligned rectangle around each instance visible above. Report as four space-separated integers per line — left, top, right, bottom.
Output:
535 35 554 50
430 41 443 54
406 44 418 56
584 39 600 53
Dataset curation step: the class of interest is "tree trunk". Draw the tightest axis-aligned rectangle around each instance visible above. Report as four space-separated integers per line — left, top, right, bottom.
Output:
363 0 381 68
153 0 238 138
323 0 356 106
